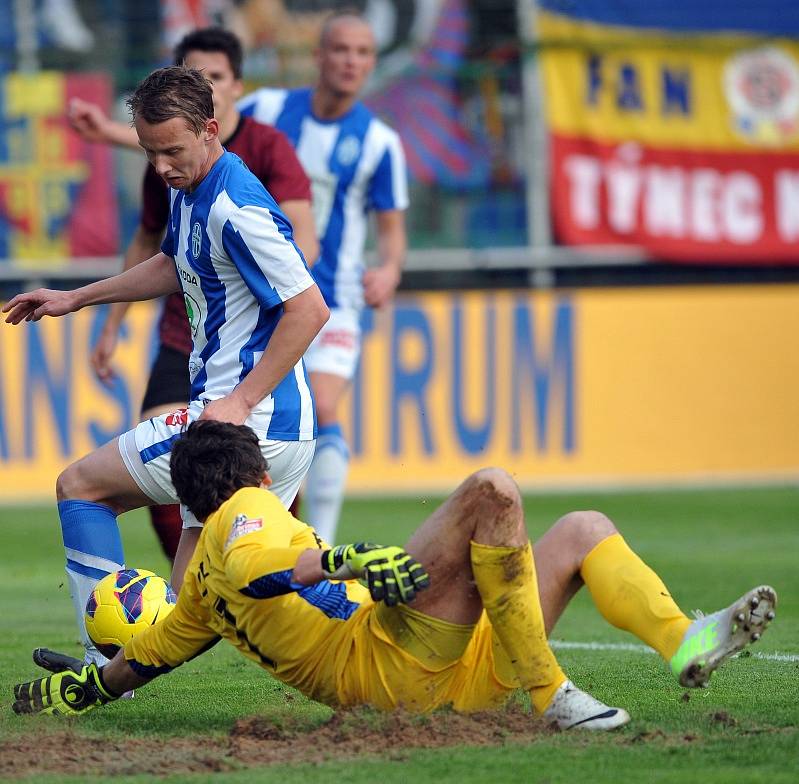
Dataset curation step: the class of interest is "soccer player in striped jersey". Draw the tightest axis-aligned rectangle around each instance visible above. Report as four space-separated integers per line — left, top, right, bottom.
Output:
2 66 329 668
239 11 409 544
71 28 318 573
68 12 410 545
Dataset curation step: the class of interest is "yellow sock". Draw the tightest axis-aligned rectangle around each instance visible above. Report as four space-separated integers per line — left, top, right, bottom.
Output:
581 534 691 660
470 541 566 713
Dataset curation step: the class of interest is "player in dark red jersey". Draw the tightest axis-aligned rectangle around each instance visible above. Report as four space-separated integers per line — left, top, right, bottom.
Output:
70 28 318 582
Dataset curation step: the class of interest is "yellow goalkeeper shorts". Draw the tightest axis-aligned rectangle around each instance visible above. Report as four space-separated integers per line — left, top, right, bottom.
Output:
332 603 519 712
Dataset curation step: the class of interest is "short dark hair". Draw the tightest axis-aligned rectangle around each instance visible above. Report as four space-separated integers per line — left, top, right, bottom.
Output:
127 66 214 135
174 27 243 80
170 421 268 521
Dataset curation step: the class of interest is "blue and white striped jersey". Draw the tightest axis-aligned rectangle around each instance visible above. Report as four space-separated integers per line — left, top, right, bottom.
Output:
161 151 316 441
238 87 409 310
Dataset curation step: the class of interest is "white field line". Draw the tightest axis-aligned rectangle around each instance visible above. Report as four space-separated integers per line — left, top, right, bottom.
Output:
550 639 799 663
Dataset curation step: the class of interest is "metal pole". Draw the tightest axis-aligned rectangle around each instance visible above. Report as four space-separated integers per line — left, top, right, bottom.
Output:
516 0 552 251
13 0 40 72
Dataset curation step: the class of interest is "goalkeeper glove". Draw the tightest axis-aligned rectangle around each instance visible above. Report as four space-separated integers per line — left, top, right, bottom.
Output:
321 543 431 606
12 663 119 716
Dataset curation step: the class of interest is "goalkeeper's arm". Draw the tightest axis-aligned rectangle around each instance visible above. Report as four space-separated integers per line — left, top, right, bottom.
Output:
293 543 431 606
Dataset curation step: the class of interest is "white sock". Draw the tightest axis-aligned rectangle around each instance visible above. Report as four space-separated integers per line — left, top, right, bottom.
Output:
305 424 349 544
66 566 111 665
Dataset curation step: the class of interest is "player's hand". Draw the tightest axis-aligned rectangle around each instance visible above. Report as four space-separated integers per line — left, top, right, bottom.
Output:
197 394 251 426
91 322 120 383
12 663 118 716
67 97 113 144
362 266 400 308
321 543 430 606
32 647 84 675
2 289 80 325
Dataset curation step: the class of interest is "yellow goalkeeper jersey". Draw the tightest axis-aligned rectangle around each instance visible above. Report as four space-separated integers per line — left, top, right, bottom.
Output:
125 485 517 711
124 485 372 703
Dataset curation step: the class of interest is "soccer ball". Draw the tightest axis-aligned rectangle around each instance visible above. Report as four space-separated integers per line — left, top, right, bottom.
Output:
85 568 177 658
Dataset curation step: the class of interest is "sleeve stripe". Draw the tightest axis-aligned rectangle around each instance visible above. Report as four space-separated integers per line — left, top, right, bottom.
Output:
239 569 305 599
223 205 314 306
367 130 409 212
127 659 175 678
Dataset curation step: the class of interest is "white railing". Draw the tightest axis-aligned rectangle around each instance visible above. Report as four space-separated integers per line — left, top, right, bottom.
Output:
0 245 649 288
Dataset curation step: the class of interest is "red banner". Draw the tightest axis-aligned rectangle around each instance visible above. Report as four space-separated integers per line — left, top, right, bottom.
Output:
552 134 799 262
538 7 799 263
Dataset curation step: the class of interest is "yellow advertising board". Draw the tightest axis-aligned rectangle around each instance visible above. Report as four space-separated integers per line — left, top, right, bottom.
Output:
1 285 797 501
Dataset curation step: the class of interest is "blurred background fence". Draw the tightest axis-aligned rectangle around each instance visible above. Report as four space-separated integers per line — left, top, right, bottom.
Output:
1 0 798 497
4 1 799 279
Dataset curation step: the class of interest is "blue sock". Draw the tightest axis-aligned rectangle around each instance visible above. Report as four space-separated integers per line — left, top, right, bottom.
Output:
58 500 124 664
305 423 350 544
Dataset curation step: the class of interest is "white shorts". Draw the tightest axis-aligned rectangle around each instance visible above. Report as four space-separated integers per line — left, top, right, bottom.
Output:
303 307 362 380
118 401 315 528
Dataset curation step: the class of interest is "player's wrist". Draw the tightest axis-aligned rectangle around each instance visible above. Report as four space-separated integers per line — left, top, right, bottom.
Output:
74 282 107 311
380 261 402 283
93 664 121 701
100 314 124 337
321 545 358 580
228 384 259 412
292 548 326 585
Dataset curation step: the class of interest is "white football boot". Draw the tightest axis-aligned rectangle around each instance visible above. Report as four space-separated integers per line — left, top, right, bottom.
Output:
670 585 777 688
543 680 630 730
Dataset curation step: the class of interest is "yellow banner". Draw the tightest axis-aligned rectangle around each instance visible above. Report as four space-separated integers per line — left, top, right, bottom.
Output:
343 286 799 491
539 11 799 150
1 286 798 501
0 305 154 500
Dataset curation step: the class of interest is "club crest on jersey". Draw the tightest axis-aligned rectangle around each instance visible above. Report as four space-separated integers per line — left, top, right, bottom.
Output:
225 514 264 548
183 292 201 336
336 135 361 167
191 221 203 259
188 358 204 378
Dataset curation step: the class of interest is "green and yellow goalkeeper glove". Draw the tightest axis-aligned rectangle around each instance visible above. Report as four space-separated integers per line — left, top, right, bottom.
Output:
321 543 431 606
12 663 118 716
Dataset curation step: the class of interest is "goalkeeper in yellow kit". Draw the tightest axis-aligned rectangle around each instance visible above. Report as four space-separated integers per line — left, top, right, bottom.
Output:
13 421 777 730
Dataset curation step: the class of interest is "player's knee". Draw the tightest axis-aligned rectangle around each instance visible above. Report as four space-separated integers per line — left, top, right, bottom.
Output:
559 510 617 552
56 463 85 502
56 461 106 504
315 398 338 425
468 467 522 513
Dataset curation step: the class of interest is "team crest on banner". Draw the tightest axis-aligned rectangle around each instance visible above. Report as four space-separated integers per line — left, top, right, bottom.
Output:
225 514 264 548
724 47 799 145
191 221 202 259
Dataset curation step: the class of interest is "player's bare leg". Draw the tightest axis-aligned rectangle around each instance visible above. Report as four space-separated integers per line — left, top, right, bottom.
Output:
532 511 776 687
57 439 155 665
170 528 200 593
404 468 526 624
57 438 154 511
303 370 351 543
532 510 620 633
140 401 187 562
404 468 628 729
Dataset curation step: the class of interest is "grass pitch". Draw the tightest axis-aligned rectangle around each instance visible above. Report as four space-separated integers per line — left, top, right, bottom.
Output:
0 486 797 782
